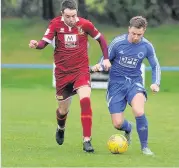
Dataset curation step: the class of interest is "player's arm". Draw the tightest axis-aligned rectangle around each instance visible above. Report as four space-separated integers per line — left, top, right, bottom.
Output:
29 21 56 49
91 38 117 72
84 21 111 71
146 43 161 92
99 38 117 63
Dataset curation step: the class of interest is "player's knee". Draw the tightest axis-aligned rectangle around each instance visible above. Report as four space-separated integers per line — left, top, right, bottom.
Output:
133 109 144 117
58 106 69 115
112 120 124 129
132 105 144 117
58 98 71 115
135 112 145 117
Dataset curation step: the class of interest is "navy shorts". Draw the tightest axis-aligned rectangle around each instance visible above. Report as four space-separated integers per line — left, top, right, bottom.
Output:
106 76 147 114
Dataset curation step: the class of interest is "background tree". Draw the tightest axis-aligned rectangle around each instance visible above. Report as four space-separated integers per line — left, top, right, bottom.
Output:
1 0 179 26
78 0 88 18
171 0 179 20
42 0 55 20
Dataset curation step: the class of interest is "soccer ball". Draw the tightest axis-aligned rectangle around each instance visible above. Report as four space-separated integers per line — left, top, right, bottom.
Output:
107 134 128 154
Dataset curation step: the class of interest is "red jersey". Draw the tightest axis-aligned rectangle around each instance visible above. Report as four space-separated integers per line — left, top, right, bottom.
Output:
42 16 101 74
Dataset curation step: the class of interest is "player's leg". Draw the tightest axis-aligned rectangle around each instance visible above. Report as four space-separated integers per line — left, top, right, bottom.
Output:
110 106 132 145
55 82 74 145
74 73 94 152
55 97 72 145
107 88 132 144
77 86 94 152
129 90 154 155
77 86 91 141
111 113 132 134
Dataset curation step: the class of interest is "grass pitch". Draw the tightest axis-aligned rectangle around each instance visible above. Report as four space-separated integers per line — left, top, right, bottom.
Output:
1 19 179 167
2 69 179 167
2 86 179 167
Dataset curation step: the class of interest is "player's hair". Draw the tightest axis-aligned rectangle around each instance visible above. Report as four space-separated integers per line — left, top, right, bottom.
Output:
129 16 148 29
61 0 78 12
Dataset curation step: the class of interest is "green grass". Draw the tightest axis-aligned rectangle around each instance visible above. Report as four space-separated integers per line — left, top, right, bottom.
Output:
2 68 179 167
1 19 179 167
2 87 179 167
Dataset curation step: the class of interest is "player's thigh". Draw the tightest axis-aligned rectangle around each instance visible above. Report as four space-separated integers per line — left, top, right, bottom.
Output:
108 95 127 114
107 81 127 114
130 93 146 117
127 82 147 117
56 75 75 101
56 79 74 114
58 97 72 115
77 86 91 100
111 112 125 129
74 73 91 100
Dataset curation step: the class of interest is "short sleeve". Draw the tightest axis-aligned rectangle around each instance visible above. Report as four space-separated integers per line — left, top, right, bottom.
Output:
42 21 56 44
84 21 101 40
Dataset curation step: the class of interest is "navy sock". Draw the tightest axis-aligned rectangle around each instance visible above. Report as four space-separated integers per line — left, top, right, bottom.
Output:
118 120 131 133
135 114 148 149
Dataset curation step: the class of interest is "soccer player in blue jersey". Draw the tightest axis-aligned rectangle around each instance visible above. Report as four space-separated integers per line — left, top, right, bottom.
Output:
92 16 161 155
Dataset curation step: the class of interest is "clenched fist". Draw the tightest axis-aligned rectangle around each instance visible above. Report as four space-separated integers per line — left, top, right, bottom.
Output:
91 64 103 72
29 40 38 49
150 84 160 92
91 59 111 72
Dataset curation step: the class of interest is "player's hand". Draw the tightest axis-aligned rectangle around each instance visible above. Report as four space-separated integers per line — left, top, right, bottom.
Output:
91 64 103 72
150 84 160 92
102 59 111 71
29 40 38 49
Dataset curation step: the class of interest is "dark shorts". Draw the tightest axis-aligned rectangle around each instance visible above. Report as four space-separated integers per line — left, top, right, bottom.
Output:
55 72 90 101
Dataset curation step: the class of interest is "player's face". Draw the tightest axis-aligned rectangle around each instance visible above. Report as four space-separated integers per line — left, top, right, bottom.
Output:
128 26 145 43
62 8 77 27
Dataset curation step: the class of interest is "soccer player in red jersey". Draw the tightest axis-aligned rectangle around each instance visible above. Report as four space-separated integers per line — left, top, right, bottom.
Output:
29 0 111 152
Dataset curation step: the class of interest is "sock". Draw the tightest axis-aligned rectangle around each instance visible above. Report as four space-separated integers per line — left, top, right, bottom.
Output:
80 97 92 138
56 109 67 129
135 114 148 149
118 120 132 133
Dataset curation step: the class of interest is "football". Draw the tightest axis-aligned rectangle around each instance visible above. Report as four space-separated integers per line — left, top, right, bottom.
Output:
107 134 128 154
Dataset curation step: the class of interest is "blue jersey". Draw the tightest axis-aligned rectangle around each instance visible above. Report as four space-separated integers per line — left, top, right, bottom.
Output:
100 34 161 85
